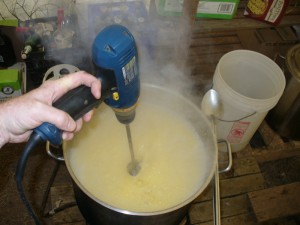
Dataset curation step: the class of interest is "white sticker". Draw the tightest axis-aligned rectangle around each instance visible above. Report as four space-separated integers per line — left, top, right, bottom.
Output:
121 56 137 85
2 86 14 95
198 2 235 14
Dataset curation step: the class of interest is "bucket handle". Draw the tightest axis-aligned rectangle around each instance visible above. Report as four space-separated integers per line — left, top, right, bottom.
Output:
206 87 257 122
216 111 256 123
46 141 65 161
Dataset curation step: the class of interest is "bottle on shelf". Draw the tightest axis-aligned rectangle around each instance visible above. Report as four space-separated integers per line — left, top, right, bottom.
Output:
54 2 78 49
62 2 78 35
21 33 43 60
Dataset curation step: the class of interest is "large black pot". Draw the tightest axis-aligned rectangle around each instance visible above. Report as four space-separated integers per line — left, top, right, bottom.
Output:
63 84 217 225
73 181 190 225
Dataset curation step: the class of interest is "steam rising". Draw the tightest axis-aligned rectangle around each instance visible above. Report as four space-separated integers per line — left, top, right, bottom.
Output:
16 1 204 102
73 1 203 101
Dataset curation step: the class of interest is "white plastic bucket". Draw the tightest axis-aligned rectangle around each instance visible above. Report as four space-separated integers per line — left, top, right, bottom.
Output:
213 50 286 152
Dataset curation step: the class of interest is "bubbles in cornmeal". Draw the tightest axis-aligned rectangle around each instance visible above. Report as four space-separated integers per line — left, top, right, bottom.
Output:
65 101 207 212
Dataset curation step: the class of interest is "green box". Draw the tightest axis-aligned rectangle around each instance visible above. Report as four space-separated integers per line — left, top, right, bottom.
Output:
0 19 18 27
0 68 22 101
155 0 239 19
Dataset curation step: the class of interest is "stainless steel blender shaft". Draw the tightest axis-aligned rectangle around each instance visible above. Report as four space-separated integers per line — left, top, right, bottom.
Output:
125 124 140 176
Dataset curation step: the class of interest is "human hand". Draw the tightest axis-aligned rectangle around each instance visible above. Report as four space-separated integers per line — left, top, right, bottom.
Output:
0 71 101 147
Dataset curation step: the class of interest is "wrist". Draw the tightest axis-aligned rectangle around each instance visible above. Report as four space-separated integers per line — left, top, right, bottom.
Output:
0 103 10 148
0 132 8 148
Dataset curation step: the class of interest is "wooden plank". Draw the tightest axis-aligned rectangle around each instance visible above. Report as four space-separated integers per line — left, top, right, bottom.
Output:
187 52 224 66
189 44 242 56
194 173 265 202
194 220 214 225
189 194 251 224
193 213 256 225
219 156 260 180
189 200 213 224
258 120 287 147
215 213 256 225
231 157 261 177
191 30 237 39
50 185 85 225
59 223 86 225
220 173 265 197
221 195 252 219
190 35 240 47
262 218 299 225
190 65 215 76
248 182 300 222
254 148 300 163
237 29 265 51
194 157 262 203
292 141 300 149
242 121 300 162
193 15 300 32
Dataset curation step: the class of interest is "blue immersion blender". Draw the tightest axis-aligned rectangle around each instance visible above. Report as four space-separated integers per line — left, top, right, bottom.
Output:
15 24 140 225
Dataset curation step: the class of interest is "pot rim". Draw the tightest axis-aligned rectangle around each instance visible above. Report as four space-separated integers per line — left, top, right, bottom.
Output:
63 83 218 216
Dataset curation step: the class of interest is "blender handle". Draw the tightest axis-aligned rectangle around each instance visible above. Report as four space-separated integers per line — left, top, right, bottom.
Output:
34 75 115 146
217 139 232 174
34 85 103 146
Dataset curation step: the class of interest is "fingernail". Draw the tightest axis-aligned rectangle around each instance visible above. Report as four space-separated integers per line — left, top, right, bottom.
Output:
62 132 67 140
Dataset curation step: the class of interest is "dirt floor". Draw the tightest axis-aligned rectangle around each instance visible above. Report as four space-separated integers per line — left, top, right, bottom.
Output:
0 142 73 225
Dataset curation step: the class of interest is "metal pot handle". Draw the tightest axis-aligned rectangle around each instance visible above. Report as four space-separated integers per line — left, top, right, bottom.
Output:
217 139 232 174
46 141 65 161
213 139 232 225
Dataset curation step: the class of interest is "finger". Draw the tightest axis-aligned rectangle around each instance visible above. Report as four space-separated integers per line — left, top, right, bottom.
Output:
62 118 85 141
75 118 83 132
62 131 74 141
90 79 101 99
44 71 101 102
82 110 94 122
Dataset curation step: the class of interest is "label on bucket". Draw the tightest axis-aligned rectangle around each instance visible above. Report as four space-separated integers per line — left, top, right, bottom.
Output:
227 121 250 143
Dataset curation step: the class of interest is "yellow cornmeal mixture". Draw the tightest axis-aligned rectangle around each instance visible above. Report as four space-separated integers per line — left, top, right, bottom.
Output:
65 102 207 212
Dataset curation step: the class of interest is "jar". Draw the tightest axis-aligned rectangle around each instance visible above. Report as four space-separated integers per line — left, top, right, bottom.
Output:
266 44 300 140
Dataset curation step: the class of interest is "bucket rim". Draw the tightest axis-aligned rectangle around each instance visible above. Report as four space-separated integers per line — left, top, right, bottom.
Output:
213 50 286 112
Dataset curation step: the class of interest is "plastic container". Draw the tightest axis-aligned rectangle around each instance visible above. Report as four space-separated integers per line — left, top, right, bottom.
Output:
213 50 286 152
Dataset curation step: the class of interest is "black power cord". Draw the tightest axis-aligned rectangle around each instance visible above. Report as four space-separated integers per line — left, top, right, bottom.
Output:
40 159 60 216
15 132 44 225
44 201 77 218
16 133 78 225
39 158 77 218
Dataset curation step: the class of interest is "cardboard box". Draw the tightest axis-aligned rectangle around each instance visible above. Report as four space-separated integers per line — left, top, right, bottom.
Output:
244 0 290 25
155 0 239 19
0 62 26 102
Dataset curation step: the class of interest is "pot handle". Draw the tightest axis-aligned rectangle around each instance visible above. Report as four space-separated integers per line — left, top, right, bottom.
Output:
46 141 65 161
213 139 232 225
217 139 232 174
